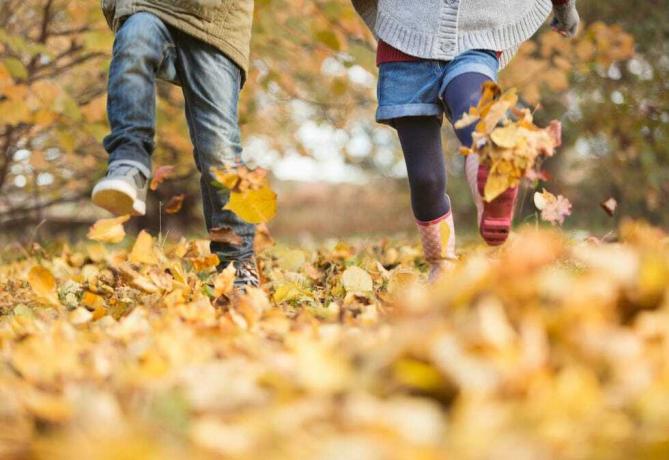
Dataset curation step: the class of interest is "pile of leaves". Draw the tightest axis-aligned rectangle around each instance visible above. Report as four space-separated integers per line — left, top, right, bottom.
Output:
1 219 669 459
456 82 562 202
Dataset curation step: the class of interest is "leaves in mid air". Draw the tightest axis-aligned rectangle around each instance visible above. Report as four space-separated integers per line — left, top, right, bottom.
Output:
87 215 130 243
534 189 572 225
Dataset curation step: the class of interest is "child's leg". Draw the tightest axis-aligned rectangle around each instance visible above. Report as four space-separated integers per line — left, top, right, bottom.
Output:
394 116 456 281
94 13 174 216
103 12 173 180
395 116 450 222
171 30 257 284
444 72 518 246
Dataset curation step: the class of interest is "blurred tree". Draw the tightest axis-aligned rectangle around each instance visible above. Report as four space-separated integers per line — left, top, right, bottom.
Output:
0 0 664 235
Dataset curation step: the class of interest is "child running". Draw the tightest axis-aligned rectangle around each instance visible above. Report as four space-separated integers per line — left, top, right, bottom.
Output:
91 1 259 287
351 0 579 280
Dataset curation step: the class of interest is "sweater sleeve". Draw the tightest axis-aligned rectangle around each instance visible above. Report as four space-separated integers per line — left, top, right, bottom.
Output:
351 0 378 31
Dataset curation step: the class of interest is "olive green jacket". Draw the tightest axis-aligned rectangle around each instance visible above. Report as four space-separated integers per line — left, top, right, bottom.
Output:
102 0 254 74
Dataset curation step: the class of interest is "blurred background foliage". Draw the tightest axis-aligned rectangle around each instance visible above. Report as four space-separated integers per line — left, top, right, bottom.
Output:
0 0 666 243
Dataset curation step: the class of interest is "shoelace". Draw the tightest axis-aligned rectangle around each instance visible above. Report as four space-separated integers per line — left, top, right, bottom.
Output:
235 259 260 287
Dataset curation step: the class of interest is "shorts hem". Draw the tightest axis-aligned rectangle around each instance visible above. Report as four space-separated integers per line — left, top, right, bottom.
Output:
376 103 443 124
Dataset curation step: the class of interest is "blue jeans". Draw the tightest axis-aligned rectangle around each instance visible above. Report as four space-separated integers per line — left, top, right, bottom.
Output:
376 49 499 123
103 12 255 263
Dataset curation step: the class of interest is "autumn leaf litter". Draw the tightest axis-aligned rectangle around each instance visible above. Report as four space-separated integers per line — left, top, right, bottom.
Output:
1 218 669 458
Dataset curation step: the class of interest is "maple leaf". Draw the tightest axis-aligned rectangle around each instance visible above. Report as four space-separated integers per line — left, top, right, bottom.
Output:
225 183 278 224
534 189 572 225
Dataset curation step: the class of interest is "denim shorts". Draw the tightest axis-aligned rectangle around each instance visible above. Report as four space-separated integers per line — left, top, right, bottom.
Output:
376 49 499 124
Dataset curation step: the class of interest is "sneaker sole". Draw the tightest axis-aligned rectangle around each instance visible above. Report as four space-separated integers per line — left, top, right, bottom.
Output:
91 179 146 216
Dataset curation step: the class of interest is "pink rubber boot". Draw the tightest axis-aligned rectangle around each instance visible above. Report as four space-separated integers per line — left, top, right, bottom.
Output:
465 154 518 246
416 209 457 282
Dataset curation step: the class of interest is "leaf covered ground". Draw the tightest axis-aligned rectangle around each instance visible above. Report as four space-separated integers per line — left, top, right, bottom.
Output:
1 221 669 459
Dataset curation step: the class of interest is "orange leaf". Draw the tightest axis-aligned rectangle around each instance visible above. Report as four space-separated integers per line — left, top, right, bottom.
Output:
150 165 176 191
27 266 59 306
129 230 157 264
165 194 185 214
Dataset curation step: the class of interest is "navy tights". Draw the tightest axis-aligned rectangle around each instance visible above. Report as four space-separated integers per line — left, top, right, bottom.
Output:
395 72 492 222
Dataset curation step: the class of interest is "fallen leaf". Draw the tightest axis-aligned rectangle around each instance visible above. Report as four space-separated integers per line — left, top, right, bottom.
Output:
28 266 59 306
129 230 157 265
254 224 275 252
81 291 104 310
214 263 236 297
341 266 373 294
87 215 130 244
191 254 220 272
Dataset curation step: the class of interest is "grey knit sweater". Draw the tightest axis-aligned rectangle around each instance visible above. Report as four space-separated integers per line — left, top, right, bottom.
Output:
351 0 554 68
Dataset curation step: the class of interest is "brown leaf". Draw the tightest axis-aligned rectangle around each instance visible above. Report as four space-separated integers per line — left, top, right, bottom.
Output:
209 226 243 245
165 194 185 214
254 224 275 252
600 197 618 217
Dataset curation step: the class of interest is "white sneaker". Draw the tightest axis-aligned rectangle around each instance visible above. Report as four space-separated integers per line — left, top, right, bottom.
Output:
91 164 148 216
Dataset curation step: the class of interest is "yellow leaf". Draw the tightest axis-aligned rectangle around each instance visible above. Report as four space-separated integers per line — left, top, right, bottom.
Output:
225 183 277 224
129 230 157 265
27 266 59 306
214 263 236 297
87 215 130 244
490 125 522 148
273 282 308 304
81 291 105 310
341 266 373 294
191 254 220 272
211 167 240 190
483 172 512 202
